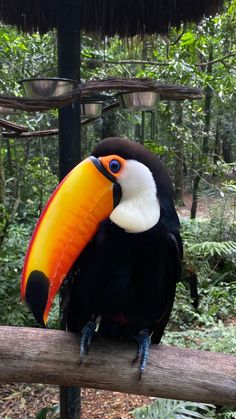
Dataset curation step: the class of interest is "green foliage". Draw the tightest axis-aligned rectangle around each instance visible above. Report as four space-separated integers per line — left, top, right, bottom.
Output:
133 399 215 419
216 406 236 419
0 221 34 326
170 278 236 330
0 9 235 418
163 322 236 353
170 199 236 330
185 240 236 258
133 398 236 418
0 24 59 328
36 404 59 419
0 212 60 326
144 141 168 156
181 214 236 283
0 24 56 94
0 154 58 326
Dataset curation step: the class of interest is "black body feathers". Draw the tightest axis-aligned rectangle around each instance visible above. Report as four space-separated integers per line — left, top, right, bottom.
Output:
64 138 182 345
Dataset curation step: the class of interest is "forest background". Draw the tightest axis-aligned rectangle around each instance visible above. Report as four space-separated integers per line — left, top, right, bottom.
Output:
0 0 235 417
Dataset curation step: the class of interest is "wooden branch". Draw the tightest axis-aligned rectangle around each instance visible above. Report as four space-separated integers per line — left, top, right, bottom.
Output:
0 79 202 113
0 326 235 406
0 118 27 132
82 78 202 100
1 121 99 137
1 119 105 138
197 51 236 67
0 89 82 112
2 128 59 139
82 52 236 68
82 58 171 66
1 103 119 138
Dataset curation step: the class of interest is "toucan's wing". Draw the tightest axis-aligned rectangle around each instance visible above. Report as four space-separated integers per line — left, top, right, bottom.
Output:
65 219 133 334
151 228 182 344
60 239 97 333
63 220 182 341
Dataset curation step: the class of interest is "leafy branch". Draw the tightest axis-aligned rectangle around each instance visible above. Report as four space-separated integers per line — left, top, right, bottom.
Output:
185 240 236 258
81 51 236 68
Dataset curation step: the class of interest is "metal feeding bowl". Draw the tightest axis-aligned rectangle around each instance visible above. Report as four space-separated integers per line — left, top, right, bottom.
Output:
80 100 103 118
20 77 79 98
117 91 159 110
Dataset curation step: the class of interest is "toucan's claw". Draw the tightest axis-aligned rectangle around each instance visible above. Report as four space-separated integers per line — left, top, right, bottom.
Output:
79 321 96 364
132 329 151 379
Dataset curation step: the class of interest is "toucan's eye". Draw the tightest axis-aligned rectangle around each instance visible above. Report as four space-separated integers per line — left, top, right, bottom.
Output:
109 159 121 174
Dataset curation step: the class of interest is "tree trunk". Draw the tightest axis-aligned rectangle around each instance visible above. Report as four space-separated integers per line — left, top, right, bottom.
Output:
5 138 13 177
141 111 145 144
202 45 213 157
174 101 184 205
0 138 5 205
102 112 119 139
214 115 220 165
202 85 212 156
191 174 201 219
190 46 213 218
222 136 232 163
0 137 6 248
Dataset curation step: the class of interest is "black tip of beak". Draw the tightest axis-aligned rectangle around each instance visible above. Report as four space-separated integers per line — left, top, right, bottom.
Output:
25 270 49 326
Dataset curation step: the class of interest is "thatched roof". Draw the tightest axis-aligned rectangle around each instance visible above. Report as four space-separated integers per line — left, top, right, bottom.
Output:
0 0 224 36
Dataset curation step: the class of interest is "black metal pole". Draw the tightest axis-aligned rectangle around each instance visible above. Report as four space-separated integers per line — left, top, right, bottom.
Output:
57 1 81 418
58 0 81 180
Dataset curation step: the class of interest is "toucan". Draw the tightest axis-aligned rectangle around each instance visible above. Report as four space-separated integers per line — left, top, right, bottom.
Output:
21 137 182 376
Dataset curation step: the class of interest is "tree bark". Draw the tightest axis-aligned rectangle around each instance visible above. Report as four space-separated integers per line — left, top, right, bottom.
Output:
190 46 213 218
190 174 201 219
202 45 213 157
214 115 220 165
222 136 232 163
202 84 212 156
174 101 184 205
102 112 119 139
0 326 235 407
0 138 5 205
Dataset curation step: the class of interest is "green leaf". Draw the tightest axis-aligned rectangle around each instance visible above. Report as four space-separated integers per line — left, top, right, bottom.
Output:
36 404 59 419
36 407 50 419
133 399 215 419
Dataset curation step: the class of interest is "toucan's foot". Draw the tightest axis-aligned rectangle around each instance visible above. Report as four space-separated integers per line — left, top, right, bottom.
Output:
79 316 101 364
132 329 151 379
79 320 96 363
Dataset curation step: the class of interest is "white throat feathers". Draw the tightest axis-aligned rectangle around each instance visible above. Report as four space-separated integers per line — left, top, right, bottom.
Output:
109 159 160 233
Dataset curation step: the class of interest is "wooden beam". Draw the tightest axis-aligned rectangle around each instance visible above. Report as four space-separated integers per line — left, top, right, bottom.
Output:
0 118 27 132
0 326 235 406
0 79 202 113
1 119 100 139
2 128 59 138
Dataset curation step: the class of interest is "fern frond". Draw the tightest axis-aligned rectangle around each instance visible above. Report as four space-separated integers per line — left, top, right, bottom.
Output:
185 241 236 258
133 398 215 419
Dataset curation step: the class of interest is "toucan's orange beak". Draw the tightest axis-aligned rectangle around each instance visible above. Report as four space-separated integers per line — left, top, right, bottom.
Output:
21 156 121 325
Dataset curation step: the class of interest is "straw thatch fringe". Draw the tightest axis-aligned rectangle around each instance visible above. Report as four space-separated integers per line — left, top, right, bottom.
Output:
0 0 56 34
0 0 224 35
